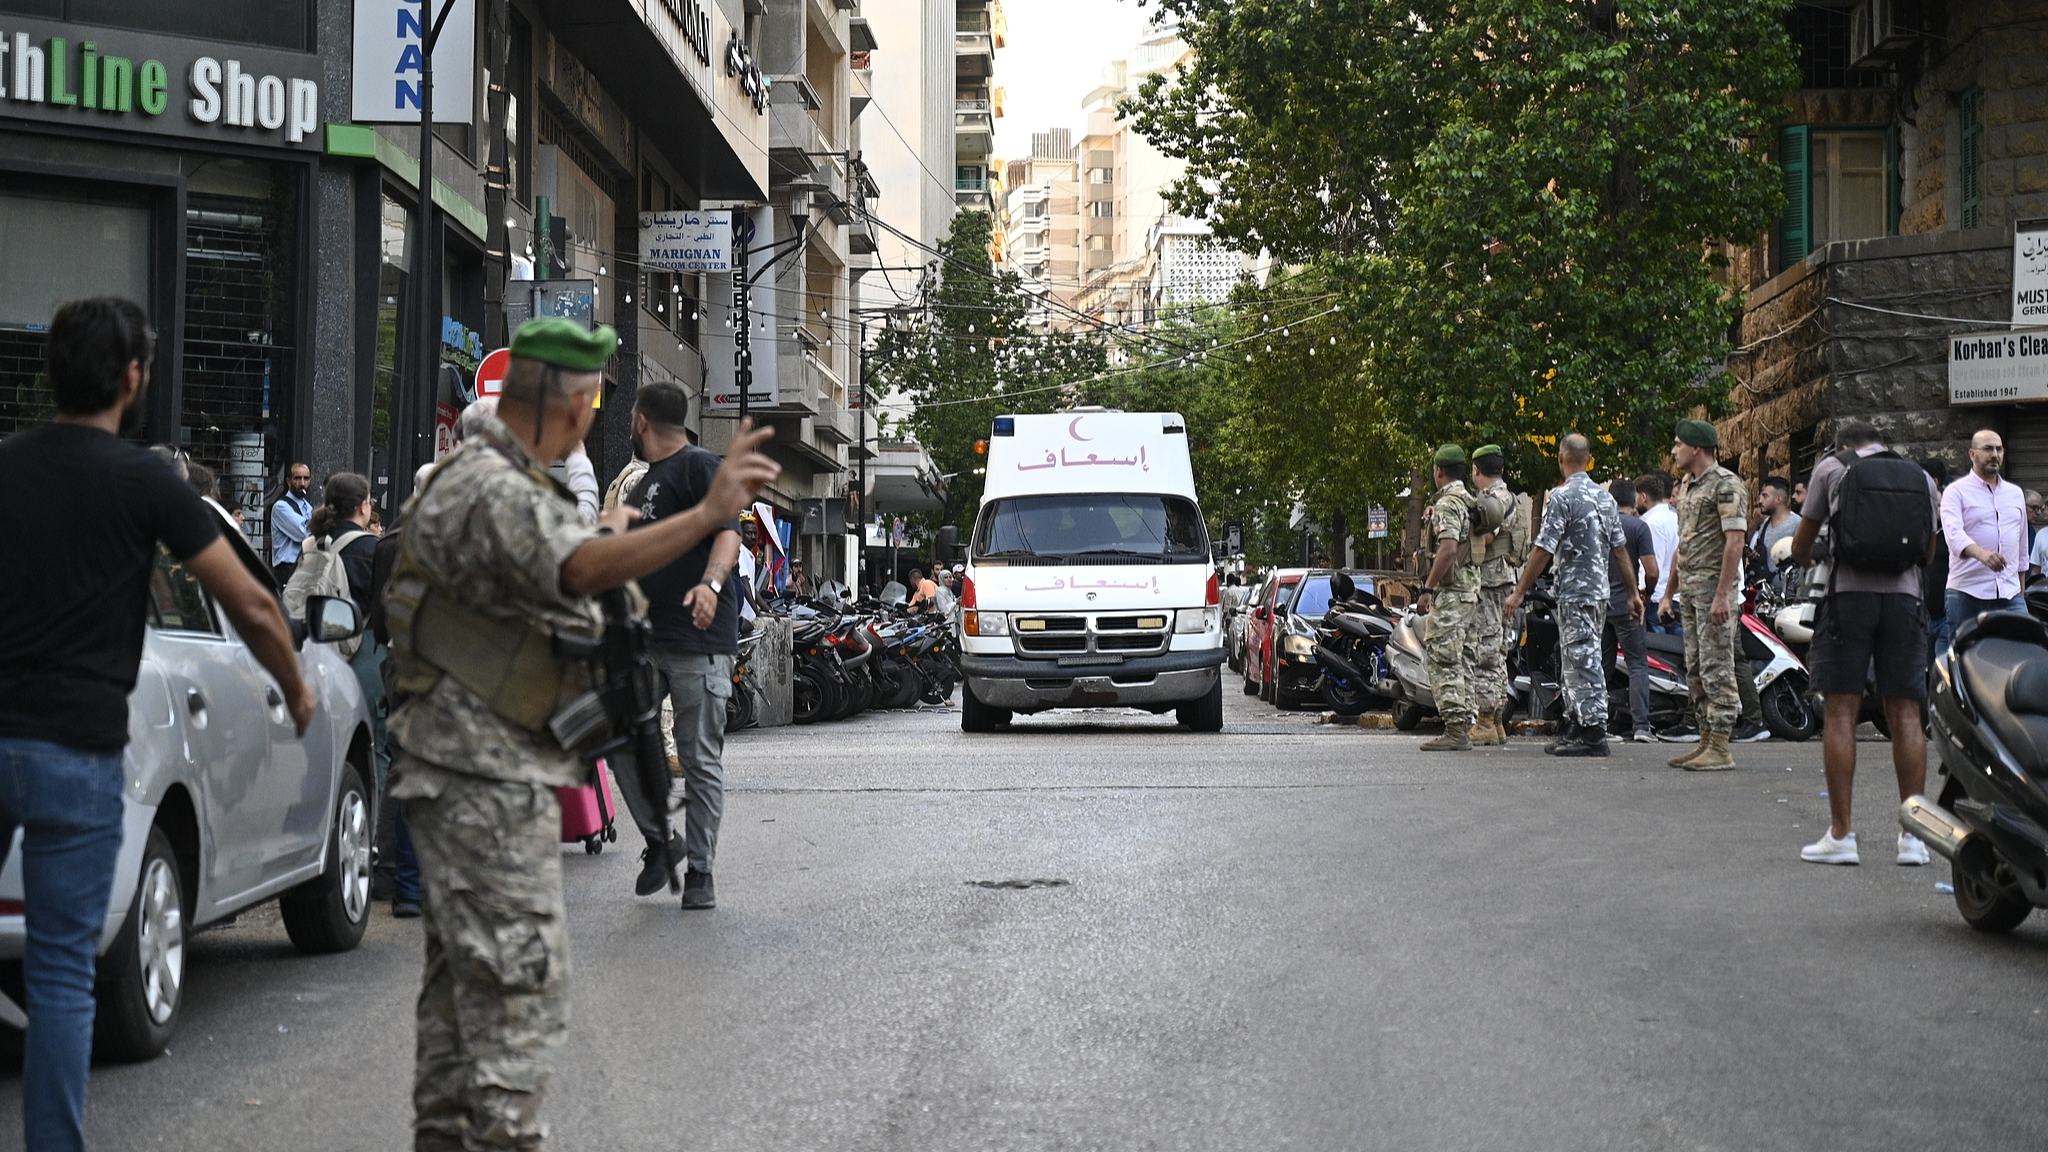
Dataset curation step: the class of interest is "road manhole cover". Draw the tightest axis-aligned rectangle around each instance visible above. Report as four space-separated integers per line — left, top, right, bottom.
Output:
965 878 1070 890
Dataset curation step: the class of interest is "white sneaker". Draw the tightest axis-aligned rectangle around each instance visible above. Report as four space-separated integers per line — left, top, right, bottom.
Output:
1897 832 1931 866
1801 830 1860 865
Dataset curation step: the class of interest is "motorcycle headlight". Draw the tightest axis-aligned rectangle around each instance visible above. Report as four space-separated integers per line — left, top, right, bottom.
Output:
965 610 1007 636
1174 606 1221 634
1282 633 1315 659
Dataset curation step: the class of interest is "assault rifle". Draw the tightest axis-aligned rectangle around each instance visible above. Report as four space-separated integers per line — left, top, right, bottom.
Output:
547 586 679 893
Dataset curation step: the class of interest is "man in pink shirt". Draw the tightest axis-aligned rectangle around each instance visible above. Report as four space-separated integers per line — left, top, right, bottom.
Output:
1940 429 2027 631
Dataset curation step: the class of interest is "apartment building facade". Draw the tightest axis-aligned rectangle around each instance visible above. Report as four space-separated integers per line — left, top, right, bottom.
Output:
1002 128 1079 330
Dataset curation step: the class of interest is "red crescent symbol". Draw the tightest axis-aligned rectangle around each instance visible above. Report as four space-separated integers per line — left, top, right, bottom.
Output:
1069 416 1090 441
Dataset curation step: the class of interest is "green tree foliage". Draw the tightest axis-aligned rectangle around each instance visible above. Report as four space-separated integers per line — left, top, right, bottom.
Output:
1124 0 1798 478
874 210 1106 529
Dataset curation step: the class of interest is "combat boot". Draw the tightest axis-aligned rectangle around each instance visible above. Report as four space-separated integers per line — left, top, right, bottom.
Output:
1469 714 1504 746
1544 722 1579 755
1683 730 1736 771
1421 728 1473 751
1553 727 1609 757
1667 739 1707 768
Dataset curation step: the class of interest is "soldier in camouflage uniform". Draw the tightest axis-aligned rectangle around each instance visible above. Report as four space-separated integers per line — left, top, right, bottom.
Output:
1660 419 1747 771
1416 445 1482 751
1469 445 1527 745
1503 434 1639 757
386 318 779 1151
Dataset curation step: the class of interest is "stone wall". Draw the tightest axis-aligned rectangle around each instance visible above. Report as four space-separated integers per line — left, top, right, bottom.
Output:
1898 2 2048 235
1722 228 2013 484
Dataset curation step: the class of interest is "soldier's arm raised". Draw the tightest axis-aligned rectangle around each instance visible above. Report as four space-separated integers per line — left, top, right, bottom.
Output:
560 422 781 596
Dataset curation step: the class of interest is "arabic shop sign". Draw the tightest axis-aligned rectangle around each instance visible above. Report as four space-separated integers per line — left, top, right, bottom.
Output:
640 209 731 273
0 18 321 149
2017 220 2048 325
1950 328 2048 406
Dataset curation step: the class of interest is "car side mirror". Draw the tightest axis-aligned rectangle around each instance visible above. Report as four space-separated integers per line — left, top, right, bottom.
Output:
1253 606 1269 620
306 595 363 644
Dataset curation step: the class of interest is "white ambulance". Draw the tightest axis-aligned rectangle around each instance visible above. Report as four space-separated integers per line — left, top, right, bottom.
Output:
956 409 1225 731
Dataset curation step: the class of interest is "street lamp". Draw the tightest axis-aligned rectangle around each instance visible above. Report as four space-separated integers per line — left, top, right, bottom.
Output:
411 0 461 491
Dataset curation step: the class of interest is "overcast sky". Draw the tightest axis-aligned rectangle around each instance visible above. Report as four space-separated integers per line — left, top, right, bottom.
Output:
991 0 1162 163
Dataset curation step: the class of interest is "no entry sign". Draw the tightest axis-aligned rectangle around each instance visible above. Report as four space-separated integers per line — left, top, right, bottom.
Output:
476 348 511 398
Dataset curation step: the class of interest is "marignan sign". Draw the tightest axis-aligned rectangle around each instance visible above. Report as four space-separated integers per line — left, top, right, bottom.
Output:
640 210 731 273
0 18 322 149
1950 328 2048 406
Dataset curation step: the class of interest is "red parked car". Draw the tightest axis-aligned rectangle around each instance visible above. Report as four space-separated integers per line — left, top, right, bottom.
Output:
1242 569 1305 706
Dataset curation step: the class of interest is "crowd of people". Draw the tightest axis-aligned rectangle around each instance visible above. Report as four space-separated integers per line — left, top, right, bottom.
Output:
1413 418 2048 869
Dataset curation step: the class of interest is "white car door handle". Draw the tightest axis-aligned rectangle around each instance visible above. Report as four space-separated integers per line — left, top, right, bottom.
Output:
265 687 283 708
186 689 206 714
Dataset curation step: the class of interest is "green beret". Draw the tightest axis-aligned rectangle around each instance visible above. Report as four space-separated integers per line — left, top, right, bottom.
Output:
1433 444 1467 467
510 317 617 372
1675 419 1719 449
1473 444 1504 460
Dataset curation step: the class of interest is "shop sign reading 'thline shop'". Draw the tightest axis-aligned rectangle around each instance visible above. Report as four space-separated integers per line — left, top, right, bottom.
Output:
0 18 321 150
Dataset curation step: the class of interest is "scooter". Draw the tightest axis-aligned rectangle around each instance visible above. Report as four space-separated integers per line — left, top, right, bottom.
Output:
1899 611 2048 933
1384 603 1439 730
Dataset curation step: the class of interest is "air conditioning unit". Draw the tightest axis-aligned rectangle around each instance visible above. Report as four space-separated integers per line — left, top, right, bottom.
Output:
1849 0 1924 69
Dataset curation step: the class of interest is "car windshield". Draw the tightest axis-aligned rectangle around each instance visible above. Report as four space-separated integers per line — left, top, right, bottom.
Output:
973 494 1208 564
1289 575 1333 617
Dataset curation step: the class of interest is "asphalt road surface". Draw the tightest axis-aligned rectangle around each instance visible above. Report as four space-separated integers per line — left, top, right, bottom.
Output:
7 692 2047 1150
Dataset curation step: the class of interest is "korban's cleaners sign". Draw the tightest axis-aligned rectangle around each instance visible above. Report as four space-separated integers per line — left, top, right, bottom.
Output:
1951 329 2048 406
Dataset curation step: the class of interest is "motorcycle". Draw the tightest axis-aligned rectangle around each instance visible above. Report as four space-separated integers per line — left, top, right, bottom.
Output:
1309 573 1400 716
1900 610 2048 933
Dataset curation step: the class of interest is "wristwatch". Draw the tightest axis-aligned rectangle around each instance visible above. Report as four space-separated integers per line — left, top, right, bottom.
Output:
701 577 724 594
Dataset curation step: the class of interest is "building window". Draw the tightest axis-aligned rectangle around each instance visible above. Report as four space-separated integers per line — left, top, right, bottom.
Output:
1811 131 1888 247
1786 6 1888 91
1088 168 1112 185
1088 201 1114 218
1775 126 1891 272
956 166 985 191
1959 87 1982 229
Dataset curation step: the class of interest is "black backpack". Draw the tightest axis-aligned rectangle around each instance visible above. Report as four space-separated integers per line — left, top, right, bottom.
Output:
1829 448 1933 574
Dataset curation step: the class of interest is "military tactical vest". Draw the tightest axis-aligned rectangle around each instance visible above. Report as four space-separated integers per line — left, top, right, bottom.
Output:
383 435 602 742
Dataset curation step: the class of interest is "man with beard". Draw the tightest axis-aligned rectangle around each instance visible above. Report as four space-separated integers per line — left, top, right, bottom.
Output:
0 297 313 1150
621 381 743 910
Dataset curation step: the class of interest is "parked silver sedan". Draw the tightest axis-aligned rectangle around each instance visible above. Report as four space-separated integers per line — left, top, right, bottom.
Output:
0 540 376 1061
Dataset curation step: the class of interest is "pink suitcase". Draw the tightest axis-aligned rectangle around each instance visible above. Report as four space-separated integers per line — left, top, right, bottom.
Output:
558 758 618 854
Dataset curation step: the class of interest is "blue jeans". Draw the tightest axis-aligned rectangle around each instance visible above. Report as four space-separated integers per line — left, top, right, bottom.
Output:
1944 590 2025 653
0 737 127 1152
1928 611 1955 661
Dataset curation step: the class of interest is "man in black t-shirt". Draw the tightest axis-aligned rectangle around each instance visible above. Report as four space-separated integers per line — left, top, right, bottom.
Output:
619 382 741 909
0 297 312 1151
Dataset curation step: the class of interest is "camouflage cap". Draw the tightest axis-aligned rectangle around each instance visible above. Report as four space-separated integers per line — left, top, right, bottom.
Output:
1433 444 1467 467
1675 419 1719 449
510 317 617 372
